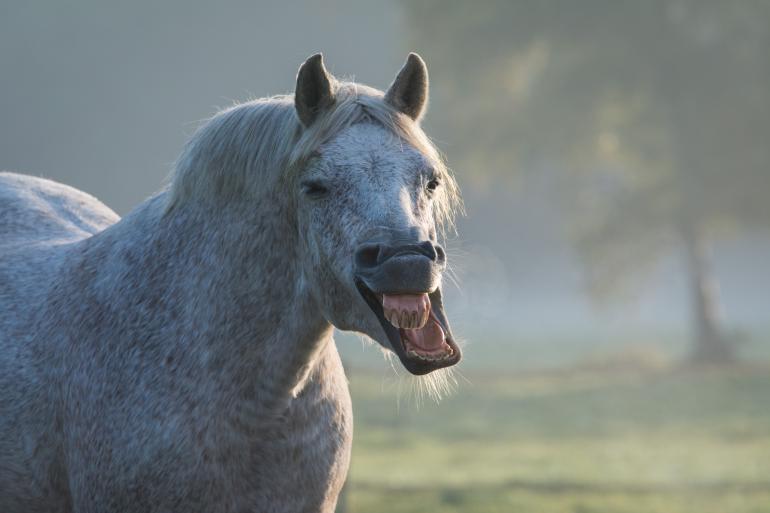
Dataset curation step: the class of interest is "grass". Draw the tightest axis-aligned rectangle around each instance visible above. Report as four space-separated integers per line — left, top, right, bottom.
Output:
338 363 770 513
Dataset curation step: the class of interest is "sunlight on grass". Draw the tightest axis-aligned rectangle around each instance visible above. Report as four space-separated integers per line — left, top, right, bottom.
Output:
341 365 770 513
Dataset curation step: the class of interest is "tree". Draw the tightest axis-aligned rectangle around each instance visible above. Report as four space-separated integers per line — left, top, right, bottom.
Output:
404 0 770 362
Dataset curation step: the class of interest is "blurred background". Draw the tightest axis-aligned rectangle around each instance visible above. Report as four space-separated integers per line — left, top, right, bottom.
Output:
2 1 769 511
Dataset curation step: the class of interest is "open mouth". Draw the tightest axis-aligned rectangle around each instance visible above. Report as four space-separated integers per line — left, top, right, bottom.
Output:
355 279 461 375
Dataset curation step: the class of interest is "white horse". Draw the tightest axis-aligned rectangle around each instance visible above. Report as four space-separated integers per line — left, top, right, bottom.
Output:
0 53 462 512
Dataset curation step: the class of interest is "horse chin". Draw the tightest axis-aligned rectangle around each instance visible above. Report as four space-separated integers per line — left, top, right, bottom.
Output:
354 279 461 375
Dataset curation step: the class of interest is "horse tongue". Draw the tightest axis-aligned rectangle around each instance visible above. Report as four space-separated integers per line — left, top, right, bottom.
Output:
402 314 446 352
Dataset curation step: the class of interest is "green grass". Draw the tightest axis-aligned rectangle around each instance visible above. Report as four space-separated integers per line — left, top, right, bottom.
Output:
339 364 770 513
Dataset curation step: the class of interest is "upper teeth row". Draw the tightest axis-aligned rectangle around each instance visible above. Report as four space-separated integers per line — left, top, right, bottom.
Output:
385 308 430 329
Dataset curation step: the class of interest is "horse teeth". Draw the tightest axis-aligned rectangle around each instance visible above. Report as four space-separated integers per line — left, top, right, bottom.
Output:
390 311 399 327
416 308 429 329
385 308 399 328
397 310 417 329
383 300 430 329
406 349 452 362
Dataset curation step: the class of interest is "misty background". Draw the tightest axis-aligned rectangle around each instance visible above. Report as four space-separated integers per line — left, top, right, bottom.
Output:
3 2 770 512
2 1 768 370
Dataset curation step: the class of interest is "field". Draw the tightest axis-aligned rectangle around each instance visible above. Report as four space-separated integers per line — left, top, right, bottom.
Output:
338 362 770 513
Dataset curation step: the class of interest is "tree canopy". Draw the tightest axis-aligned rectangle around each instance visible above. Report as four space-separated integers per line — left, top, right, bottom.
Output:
405 0 770 360
407 0 770 284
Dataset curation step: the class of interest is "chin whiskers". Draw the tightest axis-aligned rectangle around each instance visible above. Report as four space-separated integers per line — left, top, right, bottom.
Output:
378 351 458 408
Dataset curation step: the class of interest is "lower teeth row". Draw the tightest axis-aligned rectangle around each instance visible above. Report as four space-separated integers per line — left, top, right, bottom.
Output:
407 348 453 362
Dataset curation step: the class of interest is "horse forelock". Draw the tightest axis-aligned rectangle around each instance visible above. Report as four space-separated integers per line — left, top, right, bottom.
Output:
165 81 462 235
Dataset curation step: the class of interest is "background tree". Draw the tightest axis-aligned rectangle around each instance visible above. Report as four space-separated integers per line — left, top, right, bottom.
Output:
405 0 770 362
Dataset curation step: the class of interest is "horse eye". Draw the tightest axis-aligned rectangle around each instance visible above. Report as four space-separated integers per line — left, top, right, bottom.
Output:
301 180 329 198
426 177 441 194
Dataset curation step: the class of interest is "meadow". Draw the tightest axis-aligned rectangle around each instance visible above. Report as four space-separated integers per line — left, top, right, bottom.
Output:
338 357 770 513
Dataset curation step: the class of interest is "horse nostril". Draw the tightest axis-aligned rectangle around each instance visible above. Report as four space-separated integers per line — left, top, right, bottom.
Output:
356 240 446 271
434 244 446 264
355 244 382 269
417 240 437 261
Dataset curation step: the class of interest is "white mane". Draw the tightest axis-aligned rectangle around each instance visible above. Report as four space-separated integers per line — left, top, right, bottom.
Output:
166 81 461 231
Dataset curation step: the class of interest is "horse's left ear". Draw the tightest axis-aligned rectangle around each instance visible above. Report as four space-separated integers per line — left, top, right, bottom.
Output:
385 53 429 122
295 53 335 127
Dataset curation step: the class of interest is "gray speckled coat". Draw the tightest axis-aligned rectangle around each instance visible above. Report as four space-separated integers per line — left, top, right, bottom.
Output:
0 53 460 512
0 172 352 512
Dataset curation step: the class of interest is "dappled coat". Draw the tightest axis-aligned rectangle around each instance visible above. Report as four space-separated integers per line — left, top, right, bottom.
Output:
0 53 461 512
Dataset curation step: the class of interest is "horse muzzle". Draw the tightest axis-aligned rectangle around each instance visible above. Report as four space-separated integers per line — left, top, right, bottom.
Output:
353 238 460 375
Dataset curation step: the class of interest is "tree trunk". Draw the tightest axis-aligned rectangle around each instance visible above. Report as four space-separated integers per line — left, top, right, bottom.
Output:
682 227 735 364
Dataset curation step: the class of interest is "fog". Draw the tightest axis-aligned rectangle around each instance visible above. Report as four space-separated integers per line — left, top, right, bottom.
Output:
3 2 767 358
3 1 769 511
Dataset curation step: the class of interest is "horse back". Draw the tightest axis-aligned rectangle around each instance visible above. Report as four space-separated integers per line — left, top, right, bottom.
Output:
0 172 119 250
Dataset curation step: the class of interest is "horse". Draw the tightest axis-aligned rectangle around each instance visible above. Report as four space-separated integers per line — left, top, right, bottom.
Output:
0 53 462 513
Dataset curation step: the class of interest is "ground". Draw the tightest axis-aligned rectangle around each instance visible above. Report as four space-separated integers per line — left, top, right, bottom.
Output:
339 362 770 513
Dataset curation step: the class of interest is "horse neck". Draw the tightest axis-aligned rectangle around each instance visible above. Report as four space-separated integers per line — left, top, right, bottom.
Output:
78 191 336 413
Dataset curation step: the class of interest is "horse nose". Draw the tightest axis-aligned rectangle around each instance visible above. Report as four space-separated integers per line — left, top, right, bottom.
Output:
355 239 446 294
354 240 446 269
354 243 383 269
417 240 446 265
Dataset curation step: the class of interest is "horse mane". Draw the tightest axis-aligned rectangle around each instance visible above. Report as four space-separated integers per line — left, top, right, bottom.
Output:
165 81 462 233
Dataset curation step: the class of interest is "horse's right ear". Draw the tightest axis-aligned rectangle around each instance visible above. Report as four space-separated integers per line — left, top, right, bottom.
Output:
295 53 335 127
385 53 429 122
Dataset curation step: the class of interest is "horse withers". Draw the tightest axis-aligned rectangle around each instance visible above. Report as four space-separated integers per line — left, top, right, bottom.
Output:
0 53 462 513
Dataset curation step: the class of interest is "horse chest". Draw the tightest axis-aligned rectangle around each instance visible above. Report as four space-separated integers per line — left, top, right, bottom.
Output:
63 363 353 513
230 384 353 511
200 352 354 512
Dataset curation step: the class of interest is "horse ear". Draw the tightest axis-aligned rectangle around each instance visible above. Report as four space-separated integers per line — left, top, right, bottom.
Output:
385 53 429 122
295 53 335 127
